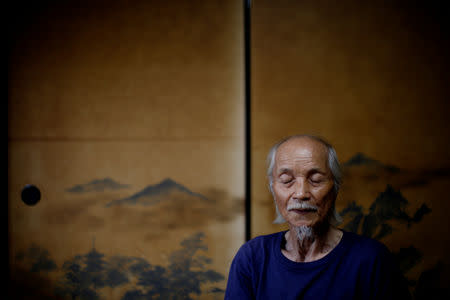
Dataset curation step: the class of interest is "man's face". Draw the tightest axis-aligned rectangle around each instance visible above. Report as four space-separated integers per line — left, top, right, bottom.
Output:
272 137 336 229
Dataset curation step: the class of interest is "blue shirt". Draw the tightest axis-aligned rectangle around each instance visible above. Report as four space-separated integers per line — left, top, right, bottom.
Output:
225 230 410 300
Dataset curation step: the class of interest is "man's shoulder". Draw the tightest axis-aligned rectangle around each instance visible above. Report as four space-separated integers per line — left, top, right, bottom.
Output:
244 231 285 247
236 231 285 256
342 230 392 261
341 231 411 299
231 231 285 270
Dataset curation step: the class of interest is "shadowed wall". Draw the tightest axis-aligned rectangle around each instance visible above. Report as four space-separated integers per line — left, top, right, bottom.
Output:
251 0 450 298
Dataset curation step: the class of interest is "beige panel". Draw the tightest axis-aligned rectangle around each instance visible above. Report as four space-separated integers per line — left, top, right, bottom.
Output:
9 0 243 140
8 1 244 299
252 0 450 295
8 140 244 271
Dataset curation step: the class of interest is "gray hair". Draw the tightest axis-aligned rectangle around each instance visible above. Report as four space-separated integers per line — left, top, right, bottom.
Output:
266 134 343 226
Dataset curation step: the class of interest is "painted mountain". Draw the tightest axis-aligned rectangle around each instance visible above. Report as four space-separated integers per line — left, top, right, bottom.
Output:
340 184 431 240
343 152 400 173
103 178 238 230
66 177 130 193
341 152 450 189
106 178 207 207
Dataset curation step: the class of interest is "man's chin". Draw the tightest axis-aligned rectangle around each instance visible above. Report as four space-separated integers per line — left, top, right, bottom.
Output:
294 225 315 243
289 218 330 235
288 219 315 228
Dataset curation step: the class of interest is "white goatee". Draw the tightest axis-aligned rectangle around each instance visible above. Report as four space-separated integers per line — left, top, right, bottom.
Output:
295 225 315 245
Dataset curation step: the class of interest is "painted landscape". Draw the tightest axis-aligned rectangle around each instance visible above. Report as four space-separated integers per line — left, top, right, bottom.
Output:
13 232 224 300
10 152 450 299
338 153 450 299
10 178 242 299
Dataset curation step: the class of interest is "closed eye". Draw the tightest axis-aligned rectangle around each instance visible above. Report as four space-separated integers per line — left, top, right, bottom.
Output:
279 175 294 185
309 174 325 184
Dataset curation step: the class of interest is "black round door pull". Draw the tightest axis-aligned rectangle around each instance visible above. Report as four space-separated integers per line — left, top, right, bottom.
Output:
21 184 41 206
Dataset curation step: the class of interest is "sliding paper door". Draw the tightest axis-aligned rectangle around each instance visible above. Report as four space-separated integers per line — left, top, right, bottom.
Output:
251 0 450 297
8 1 244 299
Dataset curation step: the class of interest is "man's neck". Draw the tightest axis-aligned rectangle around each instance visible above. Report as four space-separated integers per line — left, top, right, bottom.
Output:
282 225 343 263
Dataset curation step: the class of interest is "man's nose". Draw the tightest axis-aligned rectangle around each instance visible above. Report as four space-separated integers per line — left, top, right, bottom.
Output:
292 179 310 200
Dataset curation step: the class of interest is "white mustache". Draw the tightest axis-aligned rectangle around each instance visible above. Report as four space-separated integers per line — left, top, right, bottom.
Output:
287 202 318 211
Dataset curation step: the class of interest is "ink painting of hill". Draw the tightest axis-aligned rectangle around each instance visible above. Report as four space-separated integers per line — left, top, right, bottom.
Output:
66 178 130 193
341 152 450 189
104 178 240 231
340 184 431 240
106 178 207 207
343 152 400 173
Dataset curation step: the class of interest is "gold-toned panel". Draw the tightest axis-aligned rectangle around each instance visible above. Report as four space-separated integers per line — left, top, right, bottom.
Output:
9 0 243 140
8 1 243 299
252 0 450 296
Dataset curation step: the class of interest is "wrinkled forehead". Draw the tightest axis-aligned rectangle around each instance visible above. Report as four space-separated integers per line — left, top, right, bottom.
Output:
274 137 329 173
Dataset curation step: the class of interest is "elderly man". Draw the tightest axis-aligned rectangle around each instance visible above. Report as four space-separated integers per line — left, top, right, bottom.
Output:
225 135 410 299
